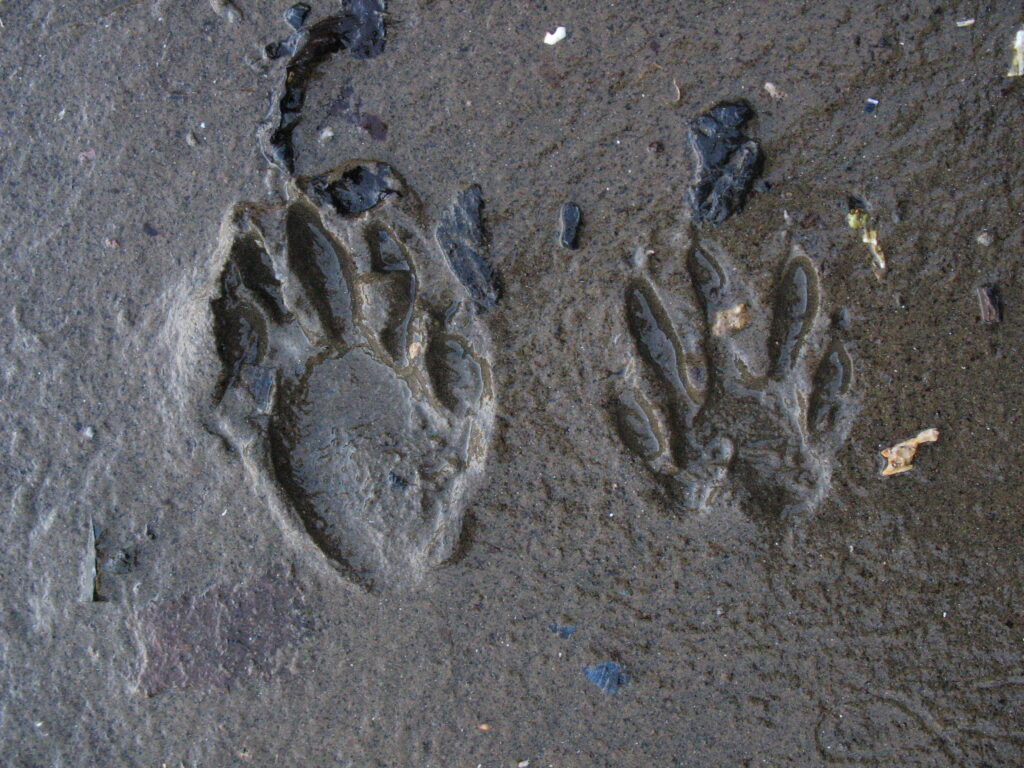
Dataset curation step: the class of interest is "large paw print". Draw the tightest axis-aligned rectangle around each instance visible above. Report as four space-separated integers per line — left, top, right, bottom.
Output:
211 160 497 590
613 234 855 519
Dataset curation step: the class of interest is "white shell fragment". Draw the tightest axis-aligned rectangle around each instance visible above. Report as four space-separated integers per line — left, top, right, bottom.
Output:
1008 29 1024 77
955 18 975 28
880 428 939 476
544 26 567 45
763 81 786 100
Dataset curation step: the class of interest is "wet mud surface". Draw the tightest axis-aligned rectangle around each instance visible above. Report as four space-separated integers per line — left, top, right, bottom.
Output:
2 1 1024 766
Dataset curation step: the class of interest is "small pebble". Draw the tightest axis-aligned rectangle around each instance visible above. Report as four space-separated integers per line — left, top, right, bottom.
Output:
558 202 582 250
185 130 200 147
549 623 576 638
209 0 242 23
976 230 994 247
284 2 311 30
864 98 879 114
583 661 629 693
647 140 664 154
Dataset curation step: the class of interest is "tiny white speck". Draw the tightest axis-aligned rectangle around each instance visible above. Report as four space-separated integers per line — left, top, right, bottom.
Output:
544 26 566 45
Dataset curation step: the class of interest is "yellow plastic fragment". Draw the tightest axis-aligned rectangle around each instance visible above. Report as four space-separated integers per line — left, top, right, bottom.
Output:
711 303 751 336
846 209 868 230
847 206 887 278
880 428 939 476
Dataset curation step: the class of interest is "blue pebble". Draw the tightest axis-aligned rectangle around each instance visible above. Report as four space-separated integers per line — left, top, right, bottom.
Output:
549 624 576 639
583 662 629 693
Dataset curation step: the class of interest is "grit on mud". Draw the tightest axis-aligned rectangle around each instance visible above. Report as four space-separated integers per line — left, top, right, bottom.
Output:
1 1 1023 766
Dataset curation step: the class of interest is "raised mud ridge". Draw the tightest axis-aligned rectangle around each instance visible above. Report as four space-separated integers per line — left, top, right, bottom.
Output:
613 232 855 519
211 161 497 590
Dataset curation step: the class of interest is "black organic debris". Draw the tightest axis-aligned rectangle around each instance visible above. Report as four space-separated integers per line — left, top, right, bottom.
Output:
978 284 1003 324
686 101 763 226
436 185 502 311
259 1 388 171
303 161 401 216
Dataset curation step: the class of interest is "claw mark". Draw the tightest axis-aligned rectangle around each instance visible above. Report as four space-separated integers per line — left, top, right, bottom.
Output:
284 202 359 341
768 256 819 379
211 263 270 403
366 227 417 366
625 283 689 400
227 231 289 322
808 340 852 435
686 246 728 314
614 389 665 460
427 336 485 416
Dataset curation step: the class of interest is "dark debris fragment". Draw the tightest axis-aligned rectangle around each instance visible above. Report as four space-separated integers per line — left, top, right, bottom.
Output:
685 101 763 226
342 0 387 60
303 161 402 216
259 1 388 171
978 284 1003 324
436 185 502 312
